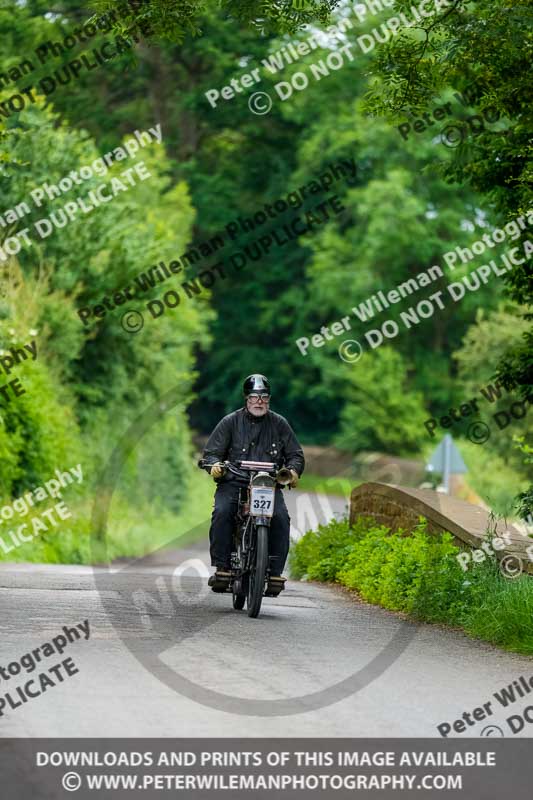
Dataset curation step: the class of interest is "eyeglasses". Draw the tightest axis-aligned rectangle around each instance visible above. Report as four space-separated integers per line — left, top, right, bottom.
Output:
247 393 270 402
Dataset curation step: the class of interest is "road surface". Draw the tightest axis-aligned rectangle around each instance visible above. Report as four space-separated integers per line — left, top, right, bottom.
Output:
0 490 531 738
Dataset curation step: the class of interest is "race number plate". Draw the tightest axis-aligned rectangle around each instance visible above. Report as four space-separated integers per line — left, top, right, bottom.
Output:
250 486 275 517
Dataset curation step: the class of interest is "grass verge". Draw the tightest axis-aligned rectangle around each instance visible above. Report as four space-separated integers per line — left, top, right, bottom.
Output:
297 473 358 497
0 471 214 565
290 516 533 655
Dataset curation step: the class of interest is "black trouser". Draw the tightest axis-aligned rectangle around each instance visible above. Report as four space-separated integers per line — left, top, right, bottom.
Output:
209 481 290 576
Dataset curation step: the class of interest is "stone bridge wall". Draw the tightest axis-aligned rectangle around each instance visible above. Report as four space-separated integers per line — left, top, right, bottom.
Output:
350 483 533 574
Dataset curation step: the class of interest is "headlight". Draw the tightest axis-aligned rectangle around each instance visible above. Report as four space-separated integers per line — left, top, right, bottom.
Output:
252 472 275 488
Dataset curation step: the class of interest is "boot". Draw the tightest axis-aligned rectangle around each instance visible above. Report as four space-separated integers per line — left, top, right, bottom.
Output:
265 575 286 597
208 566 232 593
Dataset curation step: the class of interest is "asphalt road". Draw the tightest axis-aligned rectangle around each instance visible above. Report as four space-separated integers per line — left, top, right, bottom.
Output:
1 490 532 738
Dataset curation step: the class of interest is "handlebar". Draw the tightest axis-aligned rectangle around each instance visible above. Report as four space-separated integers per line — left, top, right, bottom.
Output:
197 458 292 484
222 461 249 479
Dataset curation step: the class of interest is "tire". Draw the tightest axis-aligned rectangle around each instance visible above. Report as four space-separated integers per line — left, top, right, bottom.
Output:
247 524 268 618
233 592 246 610
232 536 247 610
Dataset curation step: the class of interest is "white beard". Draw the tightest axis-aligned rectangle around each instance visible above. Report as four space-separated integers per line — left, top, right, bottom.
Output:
246 402 269 417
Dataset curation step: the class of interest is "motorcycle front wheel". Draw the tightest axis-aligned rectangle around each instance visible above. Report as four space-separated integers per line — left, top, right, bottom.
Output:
247 524 268 618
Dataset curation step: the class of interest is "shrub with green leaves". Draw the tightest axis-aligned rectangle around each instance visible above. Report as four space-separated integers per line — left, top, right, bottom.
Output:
290 517 353 582
290 516 533 655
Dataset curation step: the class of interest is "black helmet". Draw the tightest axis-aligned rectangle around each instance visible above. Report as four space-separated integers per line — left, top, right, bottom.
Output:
243 374 271 396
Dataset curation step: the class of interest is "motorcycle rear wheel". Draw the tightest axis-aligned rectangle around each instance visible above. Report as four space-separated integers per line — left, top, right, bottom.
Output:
232 573 247 610
232 535 247 610
247 524 268 618
233 591 246 610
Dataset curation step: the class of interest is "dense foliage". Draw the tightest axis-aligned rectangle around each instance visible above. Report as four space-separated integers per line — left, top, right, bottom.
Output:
291 517 533 654
0 0 530 540
364 0 532 511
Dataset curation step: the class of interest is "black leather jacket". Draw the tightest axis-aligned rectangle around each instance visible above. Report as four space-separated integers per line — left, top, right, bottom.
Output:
202 407 305 483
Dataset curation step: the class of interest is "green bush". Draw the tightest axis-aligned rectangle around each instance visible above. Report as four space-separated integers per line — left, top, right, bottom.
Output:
460 561 533 654
0 352 85 500
290 516 533 655
0 102 212 564
290 517 353 581
0 468 214 565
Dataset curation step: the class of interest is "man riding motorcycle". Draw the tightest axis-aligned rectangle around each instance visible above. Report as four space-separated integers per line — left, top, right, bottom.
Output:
201 374 305 595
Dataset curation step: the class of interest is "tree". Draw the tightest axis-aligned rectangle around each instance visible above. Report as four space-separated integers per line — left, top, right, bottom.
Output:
453 304 530 471
1 0 528 493
0 99 209 510
92 0 340 40
364 0 532 398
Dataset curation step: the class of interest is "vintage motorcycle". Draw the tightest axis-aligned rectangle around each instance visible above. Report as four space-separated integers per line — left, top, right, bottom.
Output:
199 458 292 618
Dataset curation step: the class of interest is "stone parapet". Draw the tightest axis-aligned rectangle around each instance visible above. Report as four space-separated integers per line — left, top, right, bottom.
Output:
350 483 533 574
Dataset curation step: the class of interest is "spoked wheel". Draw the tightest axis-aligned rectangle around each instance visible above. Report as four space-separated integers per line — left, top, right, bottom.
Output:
232 536 247 610
247 525 268 618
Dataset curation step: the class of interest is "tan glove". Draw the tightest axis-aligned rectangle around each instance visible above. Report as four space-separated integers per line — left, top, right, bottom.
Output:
288 469 299 488
210 462 226 480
